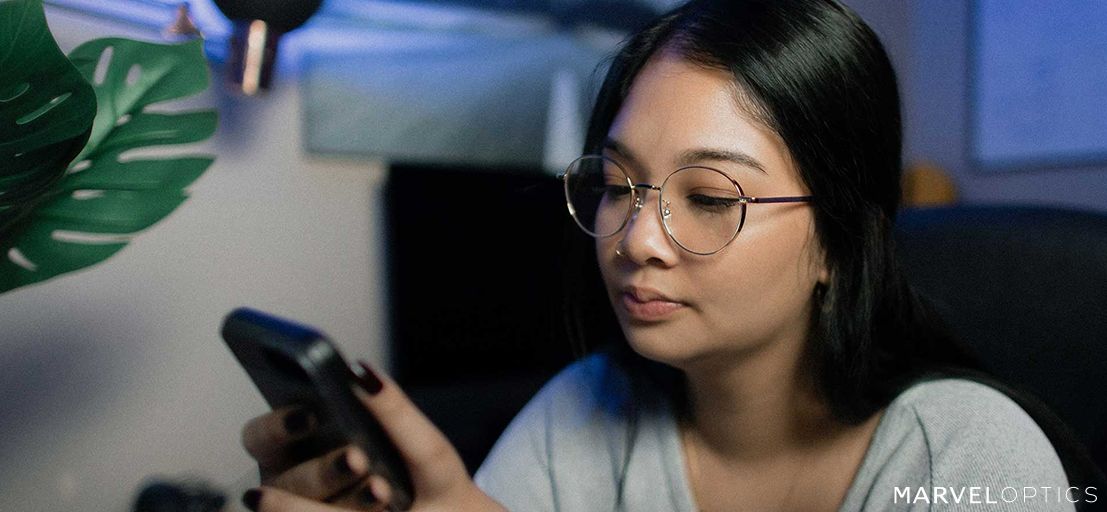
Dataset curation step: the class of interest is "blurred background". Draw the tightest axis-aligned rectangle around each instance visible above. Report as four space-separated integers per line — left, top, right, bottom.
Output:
1 0 1105 510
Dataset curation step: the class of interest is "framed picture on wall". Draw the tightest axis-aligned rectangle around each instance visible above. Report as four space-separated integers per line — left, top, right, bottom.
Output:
969 0 1107 172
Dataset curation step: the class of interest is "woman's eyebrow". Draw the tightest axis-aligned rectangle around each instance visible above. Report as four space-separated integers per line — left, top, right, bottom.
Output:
602 138 768 176
677 147 768 174
601 137 642 168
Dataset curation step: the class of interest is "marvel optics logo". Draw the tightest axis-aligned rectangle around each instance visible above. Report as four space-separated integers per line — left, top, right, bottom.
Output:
894 486 1098 505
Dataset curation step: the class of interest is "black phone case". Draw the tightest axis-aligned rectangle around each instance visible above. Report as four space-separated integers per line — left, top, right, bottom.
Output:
221 307 414 510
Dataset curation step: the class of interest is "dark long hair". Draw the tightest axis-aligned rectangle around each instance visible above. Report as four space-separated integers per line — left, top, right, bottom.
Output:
563 1 1106 506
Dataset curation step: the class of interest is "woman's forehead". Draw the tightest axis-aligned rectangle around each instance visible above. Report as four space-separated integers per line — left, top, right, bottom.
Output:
607 52 795 181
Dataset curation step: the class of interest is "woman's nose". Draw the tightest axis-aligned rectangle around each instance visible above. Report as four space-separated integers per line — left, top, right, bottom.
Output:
618 189 679 266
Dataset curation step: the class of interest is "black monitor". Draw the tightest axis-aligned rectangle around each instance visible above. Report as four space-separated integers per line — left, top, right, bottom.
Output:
384 163 577 469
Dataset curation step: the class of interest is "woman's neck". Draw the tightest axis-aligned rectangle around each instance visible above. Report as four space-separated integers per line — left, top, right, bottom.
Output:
680 335 839 462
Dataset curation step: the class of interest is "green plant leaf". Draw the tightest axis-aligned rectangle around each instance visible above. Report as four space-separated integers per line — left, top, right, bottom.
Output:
66 37 216 164
0 35 217 293
0 0 97 230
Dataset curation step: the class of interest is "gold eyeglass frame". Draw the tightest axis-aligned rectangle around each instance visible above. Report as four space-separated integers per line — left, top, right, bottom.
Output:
562 154 814 255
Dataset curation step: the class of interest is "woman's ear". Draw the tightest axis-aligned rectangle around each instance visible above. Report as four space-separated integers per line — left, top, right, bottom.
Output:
802 222 831 288
809 231 830 286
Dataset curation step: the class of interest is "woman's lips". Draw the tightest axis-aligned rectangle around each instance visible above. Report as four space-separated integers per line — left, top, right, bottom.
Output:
621 290 685 321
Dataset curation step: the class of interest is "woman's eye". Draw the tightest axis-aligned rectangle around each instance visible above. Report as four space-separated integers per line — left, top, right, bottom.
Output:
604 184 632 197
688 194 740 211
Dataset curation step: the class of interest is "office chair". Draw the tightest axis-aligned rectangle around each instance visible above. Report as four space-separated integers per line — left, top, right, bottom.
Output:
896 205 1107 483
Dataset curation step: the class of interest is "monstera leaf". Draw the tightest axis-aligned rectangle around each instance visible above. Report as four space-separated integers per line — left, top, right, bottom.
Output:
0 0 96 232
0 0 217 293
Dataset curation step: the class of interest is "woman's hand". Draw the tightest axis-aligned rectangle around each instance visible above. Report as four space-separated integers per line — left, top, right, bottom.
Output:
239 361 506 512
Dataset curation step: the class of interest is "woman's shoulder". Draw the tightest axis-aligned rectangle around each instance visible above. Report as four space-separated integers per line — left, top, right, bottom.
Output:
884 378 1064 465
478 351 643 461
473 353 628 461
475 352 683 510
891 377 1039 431
522 351 639 423
845 378 1074 510
888 378 1064 453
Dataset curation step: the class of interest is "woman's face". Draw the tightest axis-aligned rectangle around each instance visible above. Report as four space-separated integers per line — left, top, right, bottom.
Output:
597 51 827 371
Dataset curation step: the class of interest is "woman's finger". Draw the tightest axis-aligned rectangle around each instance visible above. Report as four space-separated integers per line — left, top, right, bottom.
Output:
246 485 385 512
350 361 468 494
326 475 393 512
242 406 317 473
267 446 369 500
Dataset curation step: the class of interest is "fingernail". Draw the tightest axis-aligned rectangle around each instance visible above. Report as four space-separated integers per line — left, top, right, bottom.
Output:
357 486 378 506
283 408 312 435
333 450 353 476
353 360 383 395
241 488 261 511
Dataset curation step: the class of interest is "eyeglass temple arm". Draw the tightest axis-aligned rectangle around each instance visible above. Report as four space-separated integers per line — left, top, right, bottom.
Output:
742 195 814 204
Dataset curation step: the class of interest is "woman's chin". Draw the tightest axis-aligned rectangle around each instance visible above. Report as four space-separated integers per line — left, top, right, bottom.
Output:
620 321 772 373
622 326 704 368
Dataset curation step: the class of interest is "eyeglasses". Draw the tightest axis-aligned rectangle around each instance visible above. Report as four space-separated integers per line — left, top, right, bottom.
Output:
562 155 814 255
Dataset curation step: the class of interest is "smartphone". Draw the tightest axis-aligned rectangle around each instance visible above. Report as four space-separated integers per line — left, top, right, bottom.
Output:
221 307 414 510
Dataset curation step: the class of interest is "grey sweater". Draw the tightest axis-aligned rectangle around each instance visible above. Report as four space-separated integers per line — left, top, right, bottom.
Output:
475 354 1080 511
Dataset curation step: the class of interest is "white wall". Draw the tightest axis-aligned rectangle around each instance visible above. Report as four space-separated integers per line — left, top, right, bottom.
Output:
0 7 388 512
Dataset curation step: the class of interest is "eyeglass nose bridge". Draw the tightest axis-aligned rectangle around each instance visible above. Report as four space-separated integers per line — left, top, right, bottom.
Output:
629 183 663 212
623 182 678 254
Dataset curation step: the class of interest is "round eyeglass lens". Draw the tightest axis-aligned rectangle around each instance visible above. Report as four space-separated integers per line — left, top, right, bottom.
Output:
564 155 633 237
660 166 746 254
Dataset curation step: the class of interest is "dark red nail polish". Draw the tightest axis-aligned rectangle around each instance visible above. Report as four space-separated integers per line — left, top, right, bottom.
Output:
354 360 383 395
357 486 378 506
242 488 261 511
333 450 353 476
283 408 311 435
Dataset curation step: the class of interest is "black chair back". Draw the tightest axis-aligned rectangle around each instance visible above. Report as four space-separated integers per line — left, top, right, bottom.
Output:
897 205 1107 479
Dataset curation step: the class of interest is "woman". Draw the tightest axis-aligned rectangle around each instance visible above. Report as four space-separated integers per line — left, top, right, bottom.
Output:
239 1 1086 510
